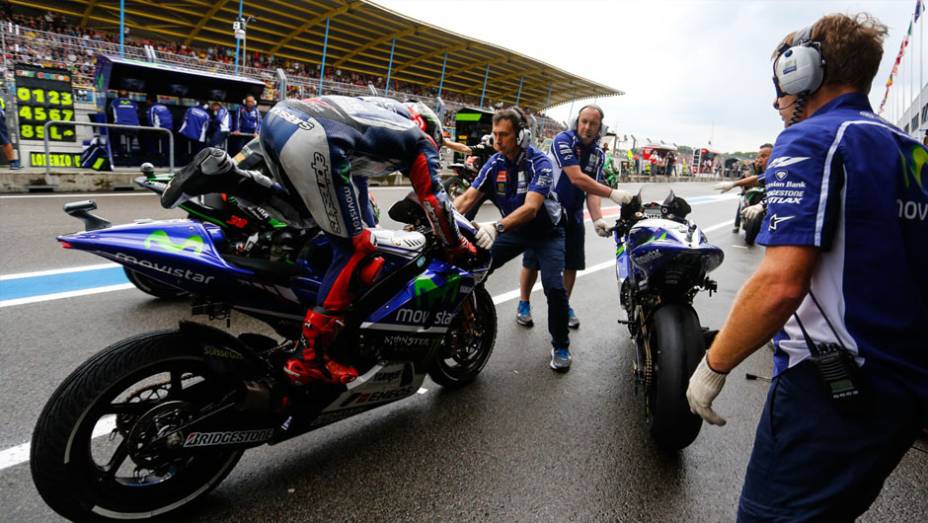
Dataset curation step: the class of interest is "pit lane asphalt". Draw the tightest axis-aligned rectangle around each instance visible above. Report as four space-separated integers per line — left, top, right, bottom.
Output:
1 183 924 522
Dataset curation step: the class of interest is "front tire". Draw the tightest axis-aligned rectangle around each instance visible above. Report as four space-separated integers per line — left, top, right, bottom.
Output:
31 331 243 522
647 304 705 450
743 214 762 246
428 285 497 388
123 267 189 299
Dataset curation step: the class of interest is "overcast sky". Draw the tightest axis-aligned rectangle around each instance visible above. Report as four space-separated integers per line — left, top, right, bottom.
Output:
377 0 924 152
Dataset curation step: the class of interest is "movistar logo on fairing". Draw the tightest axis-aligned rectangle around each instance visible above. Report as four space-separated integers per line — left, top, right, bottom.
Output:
144 230 205 255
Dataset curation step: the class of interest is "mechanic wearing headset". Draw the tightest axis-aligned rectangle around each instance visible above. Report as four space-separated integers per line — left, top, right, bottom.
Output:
686 13 928 520
454 106 580 371
516 105 632 329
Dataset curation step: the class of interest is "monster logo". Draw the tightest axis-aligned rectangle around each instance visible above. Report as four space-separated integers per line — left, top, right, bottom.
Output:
412 273 461 309
145 230 205 255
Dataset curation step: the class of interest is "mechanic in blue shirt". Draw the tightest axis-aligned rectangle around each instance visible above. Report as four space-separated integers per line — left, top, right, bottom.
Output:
686 14 928 520
516 105 632 329
109 90 140 163
230 94 261 156
144 94 173 166
0 97 22 169
454 106 577 371
207 101 231 150
178 102 211 161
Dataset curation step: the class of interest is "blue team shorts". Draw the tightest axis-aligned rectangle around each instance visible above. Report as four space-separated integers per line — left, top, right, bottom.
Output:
523 216 584 271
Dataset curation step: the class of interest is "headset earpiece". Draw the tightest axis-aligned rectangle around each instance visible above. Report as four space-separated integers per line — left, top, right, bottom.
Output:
509 106 532 149
773 25 826 96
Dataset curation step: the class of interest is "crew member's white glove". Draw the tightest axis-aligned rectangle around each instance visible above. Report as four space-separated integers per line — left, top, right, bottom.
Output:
593 218 610 237
686 354 728 426
741 203 764 221
714 181 736 193
609 189 633 205
475 222 498 250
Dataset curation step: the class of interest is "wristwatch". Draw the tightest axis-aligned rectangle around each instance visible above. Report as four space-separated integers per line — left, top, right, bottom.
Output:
494 221 505 234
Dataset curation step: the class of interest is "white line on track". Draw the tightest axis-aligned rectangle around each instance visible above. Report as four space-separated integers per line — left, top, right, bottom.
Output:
0 216 736 472
0 185 418 200
0 262 119 281
0 284 136 308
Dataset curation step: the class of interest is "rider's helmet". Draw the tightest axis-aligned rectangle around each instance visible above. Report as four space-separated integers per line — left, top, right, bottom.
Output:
404 101 443 149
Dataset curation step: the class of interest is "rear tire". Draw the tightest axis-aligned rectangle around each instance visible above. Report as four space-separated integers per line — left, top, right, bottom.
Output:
743 214 762 246
31 331 243 522
647 304 705 450
428 285 497 388
124 267 189 299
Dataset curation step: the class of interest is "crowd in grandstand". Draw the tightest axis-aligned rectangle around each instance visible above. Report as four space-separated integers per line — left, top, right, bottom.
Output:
1 10 481 110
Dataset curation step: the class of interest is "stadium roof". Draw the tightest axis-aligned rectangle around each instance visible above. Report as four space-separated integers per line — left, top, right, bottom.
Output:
15 0 623 110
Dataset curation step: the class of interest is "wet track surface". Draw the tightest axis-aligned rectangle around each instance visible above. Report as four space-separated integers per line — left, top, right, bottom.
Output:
1 183 925 521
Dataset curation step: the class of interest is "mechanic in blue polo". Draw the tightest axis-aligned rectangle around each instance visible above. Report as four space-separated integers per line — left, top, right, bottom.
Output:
686 13 927 520
454 106 628 371
516 104 630 328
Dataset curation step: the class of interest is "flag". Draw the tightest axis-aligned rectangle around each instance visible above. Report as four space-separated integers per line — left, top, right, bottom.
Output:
915 0 924 22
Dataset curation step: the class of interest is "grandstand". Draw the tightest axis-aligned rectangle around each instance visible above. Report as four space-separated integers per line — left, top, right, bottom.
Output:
0 1 622 176
2 1 621 110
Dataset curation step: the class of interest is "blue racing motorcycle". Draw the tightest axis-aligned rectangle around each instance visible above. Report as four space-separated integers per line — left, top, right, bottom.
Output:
30 182 496 521
611 191 723 449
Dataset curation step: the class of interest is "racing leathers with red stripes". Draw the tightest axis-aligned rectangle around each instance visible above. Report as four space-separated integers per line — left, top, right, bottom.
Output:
259 96 471 384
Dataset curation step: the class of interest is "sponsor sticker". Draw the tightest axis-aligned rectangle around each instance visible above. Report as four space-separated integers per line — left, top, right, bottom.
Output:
183 428 274 447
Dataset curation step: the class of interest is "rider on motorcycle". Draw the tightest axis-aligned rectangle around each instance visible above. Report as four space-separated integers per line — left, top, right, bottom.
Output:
171 96 475 386
713 143 773 229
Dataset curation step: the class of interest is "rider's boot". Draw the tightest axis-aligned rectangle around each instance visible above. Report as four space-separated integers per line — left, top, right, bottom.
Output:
283 309 358 386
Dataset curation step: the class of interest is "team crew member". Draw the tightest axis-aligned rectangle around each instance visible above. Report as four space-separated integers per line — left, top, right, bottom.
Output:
454 107 575 371
0 97 22 170
686 14 928 520
517 105 632 329
253 96 471 384
208 101 231 150
714 143 773 231
178 102 211 161
109 89 140 162
144 94 173 166
230 95 261 155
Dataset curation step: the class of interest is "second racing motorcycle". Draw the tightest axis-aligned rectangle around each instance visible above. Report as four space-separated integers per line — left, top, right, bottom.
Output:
611 191 724 449
30 166 496 521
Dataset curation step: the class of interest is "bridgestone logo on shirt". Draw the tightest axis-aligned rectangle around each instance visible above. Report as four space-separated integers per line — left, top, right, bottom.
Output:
183 429 274 447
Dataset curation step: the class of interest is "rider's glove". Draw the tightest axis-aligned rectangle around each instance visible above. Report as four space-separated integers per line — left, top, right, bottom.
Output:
448 237 478 265
686 354 728 426
741 203 764 221
593 218 611 237
714 181 736 193
474 222 499 250
609 189 633 205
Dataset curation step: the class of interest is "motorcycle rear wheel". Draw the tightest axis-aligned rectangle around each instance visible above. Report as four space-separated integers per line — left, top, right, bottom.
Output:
428 285 497 388
123 267 189 299
647 304 705 450
31 331 243 522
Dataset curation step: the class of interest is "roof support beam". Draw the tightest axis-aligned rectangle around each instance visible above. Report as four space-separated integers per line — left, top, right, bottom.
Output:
332 26 417 68
269 1 359 56
185 0 230 46
393 42 469 74
79 0 99 28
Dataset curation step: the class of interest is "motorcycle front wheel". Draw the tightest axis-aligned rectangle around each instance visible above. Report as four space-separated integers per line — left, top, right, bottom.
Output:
428 285 497 388
647 304 705 450
743 214 763 246
31 331 243 522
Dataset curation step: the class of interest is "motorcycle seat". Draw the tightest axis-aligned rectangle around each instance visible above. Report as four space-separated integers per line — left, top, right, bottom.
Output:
369 229 426 259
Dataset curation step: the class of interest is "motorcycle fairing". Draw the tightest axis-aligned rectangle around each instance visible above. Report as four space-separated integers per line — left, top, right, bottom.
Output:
360 260 477 335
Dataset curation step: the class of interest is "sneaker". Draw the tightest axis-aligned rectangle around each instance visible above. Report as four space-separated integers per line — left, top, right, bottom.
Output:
567 307 580 329
516 300 533 327
9 160 22 171
549 347 571 372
